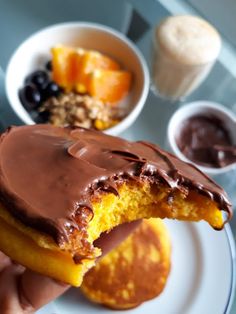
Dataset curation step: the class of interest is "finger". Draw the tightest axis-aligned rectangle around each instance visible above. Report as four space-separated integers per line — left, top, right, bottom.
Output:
0 264 26 314
19 270 69 311
95 219 142 256
0 252 12 272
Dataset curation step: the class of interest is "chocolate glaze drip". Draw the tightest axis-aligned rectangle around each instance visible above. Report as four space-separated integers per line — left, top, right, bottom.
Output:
0 125 232 244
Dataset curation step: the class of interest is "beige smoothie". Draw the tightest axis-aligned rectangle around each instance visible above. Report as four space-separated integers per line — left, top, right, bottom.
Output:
152 15 221 100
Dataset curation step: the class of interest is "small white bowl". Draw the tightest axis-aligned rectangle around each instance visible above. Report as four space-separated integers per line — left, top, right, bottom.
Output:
5 22 150 136
167 101 236 176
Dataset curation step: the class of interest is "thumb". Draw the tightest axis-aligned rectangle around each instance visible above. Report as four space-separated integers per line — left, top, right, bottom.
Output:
0 264 27 314
19 270 69 311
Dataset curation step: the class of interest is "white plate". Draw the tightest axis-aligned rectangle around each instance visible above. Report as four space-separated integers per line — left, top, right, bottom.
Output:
38 221 235 314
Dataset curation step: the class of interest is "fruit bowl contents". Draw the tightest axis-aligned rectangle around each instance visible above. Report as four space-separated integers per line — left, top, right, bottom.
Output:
19 45 132 130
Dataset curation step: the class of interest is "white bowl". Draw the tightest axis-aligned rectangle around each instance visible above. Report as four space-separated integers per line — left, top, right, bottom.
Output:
167 101 236 176
5 22 150 136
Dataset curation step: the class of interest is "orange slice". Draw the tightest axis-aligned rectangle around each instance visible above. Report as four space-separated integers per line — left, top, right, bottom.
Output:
51 45 131 102
75 50 120 94
88 70 132 104
51 46 79 91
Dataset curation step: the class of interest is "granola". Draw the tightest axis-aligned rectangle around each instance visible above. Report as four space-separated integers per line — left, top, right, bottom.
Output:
41 93 123 130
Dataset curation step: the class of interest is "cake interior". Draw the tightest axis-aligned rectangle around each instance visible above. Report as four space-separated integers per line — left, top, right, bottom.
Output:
0 181 225 286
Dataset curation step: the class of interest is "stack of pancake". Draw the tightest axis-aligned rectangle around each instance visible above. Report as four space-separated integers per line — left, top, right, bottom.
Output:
81 218 171 309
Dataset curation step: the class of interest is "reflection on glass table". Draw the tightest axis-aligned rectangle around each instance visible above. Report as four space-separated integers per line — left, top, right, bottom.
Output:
0 67 6 132
0 68 22 128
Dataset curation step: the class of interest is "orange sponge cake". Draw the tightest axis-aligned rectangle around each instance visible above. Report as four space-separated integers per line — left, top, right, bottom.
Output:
81 219 171 309
0 125 231 286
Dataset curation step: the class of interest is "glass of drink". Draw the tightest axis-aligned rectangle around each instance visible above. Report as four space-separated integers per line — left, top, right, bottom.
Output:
151 15 221 101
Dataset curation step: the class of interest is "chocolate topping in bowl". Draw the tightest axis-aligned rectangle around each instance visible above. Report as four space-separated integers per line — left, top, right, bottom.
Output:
176 115 236 168
0 125 232 244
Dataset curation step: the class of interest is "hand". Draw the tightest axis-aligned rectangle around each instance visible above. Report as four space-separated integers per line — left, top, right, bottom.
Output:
0 220 141 314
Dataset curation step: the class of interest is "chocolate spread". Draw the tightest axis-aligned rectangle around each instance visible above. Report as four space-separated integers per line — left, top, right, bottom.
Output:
177 115 236 168
0 125 232 244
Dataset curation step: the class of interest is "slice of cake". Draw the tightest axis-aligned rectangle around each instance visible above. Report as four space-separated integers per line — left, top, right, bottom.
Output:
0 125 231 286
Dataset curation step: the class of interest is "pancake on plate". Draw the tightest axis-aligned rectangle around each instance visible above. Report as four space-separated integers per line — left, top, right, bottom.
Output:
0 125 231 286
81 218 171 309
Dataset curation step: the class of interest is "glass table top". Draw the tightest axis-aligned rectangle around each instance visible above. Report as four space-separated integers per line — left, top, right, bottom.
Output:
0 0 236 312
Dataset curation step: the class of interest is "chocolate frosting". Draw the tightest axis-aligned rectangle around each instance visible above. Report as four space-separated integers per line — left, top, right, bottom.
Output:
176 115 235 168
0 125 232 244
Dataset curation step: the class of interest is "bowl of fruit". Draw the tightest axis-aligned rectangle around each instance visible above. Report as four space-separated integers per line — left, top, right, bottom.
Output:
5 22 149 135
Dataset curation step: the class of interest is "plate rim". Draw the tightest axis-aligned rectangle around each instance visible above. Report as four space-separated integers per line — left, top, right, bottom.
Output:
223 223 236 314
